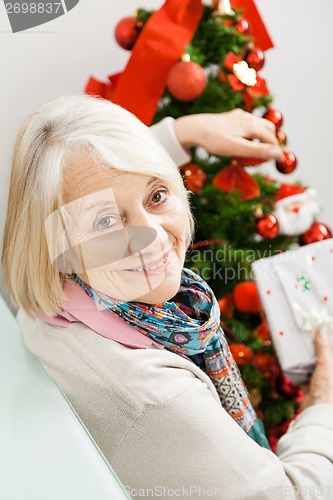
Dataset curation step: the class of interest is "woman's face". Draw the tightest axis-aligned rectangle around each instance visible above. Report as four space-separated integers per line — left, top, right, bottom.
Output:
58 154 188 304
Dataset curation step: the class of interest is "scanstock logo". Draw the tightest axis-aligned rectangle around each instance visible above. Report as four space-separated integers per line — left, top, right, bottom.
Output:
4 0 79 33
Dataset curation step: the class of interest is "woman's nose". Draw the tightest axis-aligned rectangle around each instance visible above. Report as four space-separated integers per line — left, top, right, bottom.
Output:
127 226 157 254
125 210 168 255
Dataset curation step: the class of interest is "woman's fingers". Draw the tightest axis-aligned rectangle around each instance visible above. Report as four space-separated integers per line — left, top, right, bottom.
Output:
229 138 284 161
314 326 333 365
244 117 279 145
173 109 285 160
299 327 333 411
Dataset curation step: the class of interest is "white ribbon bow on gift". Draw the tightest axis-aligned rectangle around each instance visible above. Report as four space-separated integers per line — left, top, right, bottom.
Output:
292 302 333 340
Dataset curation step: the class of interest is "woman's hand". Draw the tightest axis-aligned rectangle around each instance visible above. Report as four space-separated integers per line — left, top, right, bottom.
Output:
299 326 333 411
173 108 284 161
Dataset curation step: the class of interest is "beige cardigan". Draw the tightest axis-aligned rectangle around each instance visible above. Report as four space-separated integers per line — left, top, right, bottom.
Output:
18 310 333 499
17 119 333 498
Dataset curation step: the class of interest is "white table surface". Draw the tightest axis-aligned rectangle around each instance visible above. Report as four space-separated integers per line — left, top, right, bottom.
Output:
0 296 131 500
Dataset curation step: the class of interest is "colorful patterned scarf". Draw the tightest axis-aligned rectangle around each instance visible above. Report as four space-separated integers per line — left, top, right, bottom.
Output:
72 267 271 449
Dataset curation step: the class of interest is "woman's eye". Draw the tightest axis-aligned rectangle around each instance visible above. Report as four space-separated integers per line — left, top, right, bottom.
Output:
151 189 168 205
96 215 117 230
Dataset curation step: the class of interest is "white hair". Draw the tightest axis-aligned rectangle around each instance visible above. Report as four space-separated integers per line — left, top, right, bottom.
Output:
2 95 195 317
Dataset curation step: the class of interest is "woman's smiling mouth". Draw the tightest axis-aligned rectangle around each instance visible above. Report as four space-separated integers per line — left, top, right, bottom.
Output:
123 251 172 275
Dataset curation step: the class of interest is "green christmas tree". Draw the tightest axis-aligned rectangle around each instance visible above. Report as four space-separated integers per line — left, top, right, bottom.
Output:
85 1 332 450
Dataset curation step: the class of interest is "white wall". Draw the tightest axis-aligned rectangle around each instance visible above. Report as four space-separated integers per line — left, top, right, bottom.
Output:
1 0 332 308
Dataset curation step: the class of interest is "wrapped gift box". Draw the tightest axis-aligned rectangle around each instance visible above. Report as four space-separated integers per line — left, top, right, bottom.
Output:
251 239 333 384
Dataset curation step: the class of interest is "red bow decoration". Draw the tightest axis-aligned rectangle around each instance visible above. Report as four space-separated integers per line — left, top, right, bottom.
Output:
85 76 113 100
222 52 270 109
213 161 260 200
85 72 123 100
243 76 270 110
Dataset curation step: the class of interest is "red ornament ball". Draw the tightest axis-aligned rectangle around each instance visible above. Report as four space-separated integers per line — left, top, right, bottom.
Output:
217 292 235 318
229 343 254 365
299 222 333 246
245 47 265 71
276 129 287 146
253 321 270 341
233 281 261 313
180 162 207 194
276 151 297 174
167 61 207 102
276 373 304 401
253 353 275 372
235 17 252 34
114 17 141 50
263 108 283 130
256 213 279 239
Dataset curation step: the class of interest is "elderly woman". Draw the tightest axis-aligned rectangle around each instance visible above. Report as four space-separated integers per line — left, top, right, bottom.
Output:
2 95 333 499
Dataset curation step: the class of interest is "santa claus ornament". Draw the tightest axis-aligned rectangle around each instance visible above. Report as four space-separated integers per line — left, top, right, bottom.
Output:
272 184 321 236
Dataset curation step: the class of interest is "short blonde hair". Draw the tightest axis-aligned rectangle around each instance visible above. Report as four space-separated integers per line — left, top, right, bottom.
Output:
2 95 195 318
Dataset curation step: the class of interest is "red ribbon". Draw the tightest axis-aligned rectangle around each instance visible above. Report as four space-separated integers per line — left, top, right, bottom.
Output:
213 163 260 200
85 1 273 124
230 0 273 51
111 0 203 125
